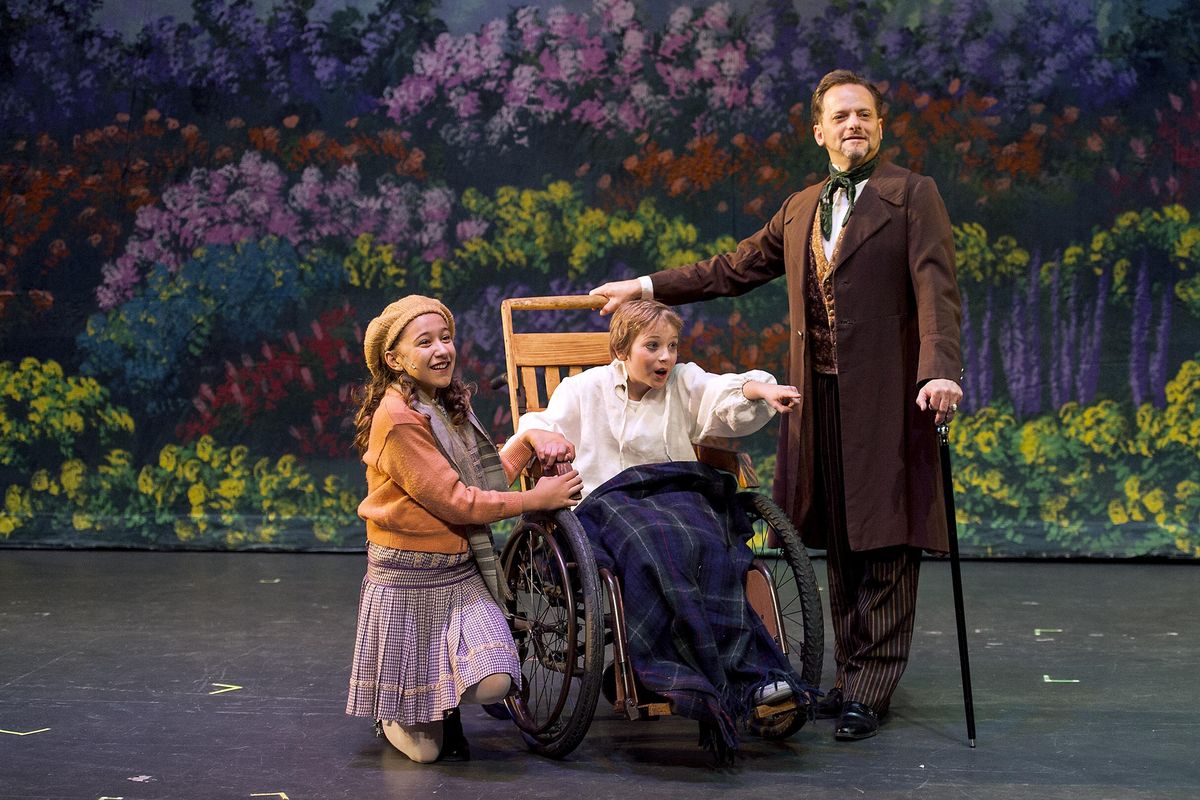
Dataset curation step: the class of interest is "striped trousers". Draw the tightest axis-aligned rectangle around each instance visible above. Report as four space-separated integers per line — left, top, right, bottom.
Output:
813 372 921 715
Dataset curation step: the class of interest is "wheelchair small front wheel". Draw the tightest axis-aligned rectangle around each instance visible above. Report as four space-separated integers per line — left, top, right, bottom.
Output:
500 509 604 759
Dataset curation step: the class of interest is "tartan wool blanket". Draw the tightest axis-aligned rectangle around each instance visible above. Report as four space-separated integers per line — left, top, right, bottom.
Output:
574 461 809 755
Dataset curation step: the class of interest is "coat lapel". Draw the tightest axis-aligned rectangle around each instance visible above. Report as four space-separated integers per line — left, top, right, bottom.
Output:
786 184 821 280
832 162 906 270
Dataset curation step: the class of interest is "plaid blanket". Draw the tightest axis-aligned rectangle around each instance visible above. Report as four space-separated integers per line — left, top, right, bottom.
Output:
574 461 809 756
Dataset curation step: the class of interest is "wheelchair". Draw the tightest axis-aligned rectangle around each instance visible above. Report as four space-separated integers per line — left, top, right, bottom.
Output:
494 295 824 759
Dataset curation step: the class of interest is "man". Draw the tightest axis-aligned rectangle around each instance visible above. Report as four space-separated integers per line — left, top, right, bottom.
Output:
590 69 963 741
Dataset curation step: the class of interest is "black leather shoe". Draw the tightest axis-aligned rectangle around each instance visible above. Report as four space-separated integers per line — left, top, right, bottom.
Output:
835 701 880 740
816 687 844 719
439 707 471 762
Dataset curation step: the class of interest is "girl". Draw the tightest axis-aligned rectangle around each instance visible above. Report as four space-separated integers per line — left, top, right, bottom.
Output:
347 294 581 764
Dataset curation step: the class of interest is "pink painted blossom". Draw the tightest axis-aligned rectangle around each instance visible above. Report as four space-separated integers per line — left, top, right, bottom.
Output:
668 7 693 34
547 7 588 40
456 219 490 242
515 6 544 50
572 98 610 127
378 1 778 150
384 76 438 117
506 65 539 107
702 2 731 31
96 151 459 309
579 38 608 79
617 99 646 131
450 90 482 120
538 48 563 82
598 0 637 34
535 84 570 114
96 259 141 309
555 45 582 85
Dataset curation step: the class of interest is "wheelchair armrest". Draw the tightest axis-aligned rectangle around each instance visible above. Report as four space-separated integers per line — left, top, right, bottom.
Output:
693 441 760 489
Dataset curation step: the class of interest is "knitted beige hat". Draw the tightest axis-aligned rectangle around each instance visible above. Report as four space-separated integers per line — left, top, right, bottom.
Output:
363 295 455 379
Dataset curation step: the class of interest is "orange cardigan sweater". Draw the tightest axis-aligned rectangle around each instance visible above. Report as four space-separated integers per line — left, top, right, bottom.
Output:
357 389 533 553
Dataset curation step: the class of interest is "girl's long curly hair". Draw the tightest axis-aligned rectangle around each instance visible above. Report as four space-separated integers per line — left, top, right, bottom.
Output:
353 356 475 455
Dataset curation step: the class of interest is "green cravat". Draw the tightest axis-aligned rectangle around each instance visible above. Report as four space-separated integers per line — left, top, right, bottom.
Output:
819 155 879 240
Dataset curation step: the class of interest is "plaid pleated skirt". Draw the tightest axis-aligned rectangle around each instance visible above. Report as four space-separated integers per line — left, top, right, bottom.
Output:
345 543 521 726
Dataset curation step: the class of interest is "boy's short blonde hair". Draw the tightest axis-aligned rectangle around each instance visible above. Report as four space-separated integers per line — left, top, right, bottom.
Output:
608 299 683 359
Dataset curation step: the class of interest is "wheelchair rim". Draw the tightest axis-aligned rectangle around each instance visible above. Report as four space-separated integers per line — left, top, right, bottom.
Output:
504 518 582 738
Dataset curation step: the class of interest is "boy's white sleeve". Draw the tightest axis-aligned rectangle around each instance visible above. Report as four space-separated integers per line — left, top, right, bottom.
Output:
676 362 778 440
516 376 583 448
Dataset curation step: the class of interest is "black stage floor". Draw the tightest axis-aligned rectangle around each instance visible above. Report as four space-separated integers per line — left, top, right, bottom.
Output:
1 551 1196 800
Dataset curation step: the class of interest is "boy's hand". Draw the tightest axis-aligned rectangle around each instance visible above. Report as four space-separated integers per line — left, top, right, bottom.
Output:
743 381 802 413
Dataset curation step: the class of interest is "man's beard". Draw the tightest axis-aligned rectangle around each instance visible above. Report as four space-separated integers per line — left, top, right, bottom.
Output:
841 140 871 165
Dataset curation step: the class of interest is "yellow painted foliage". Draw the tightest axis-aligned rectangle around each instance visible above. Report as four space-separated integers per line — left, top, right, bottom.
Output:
0 360 360 546
948 360 1200 554
344 233 407 289
449 181 732 287
953 222 1030 285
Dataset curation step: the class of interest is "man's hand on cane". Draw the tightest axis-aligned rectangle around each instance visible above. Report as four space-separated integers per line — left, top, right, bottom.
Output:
916 379 963 426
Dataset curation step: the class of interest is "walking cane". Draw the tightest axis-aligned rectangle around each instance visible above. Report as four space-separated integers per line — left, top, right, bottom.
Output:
937 421 977 747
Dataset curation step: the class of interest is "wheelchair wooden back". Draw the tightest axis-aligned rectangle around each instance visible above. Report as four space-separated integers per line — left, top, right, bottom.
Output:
499 294 610 421
499 295 759 489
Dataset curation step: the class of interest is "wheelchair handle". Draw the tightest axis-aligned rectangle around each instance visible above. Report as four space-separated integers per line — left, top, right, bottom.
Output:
543 459 582 502
501 295 607 313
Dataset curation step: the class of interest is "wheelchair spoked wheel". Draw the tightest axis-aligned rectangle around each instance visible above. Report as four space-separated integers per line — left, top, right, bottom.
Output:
740 491 824 740
500 509 604 759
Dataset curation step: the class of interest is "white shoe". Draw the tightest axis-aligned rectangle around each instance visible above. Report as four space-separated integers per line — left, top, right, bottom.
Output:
752 680 793 705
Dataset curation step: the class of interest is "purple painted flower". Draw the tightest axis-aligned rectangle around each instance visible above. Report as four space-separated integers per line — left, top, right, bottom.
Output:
456 219 490 242
598 0 637 34
96 151 460 309
450 90 482 120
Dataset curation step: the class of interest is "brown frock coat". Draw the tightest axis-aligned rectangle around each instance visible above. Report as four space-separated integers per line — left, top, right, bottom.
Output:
650 161 962 553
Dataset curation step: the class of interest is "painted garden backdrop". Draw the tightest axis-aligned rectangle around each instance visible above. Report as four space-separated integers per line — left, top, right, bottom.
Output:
1 0 1198 557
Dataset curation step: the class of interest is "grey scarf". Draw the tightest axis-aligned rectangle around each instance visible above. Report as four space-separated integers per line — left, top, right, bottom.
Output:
412 394 513 614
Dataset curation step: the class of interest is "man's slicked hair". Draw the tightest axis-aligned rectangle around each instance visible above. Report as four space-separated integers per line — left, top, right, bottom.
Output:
811 69 884 125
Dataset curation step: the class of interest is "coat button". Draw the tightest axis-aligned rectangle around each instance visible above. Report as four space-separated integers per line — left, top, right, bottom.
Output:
795 330 804 338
